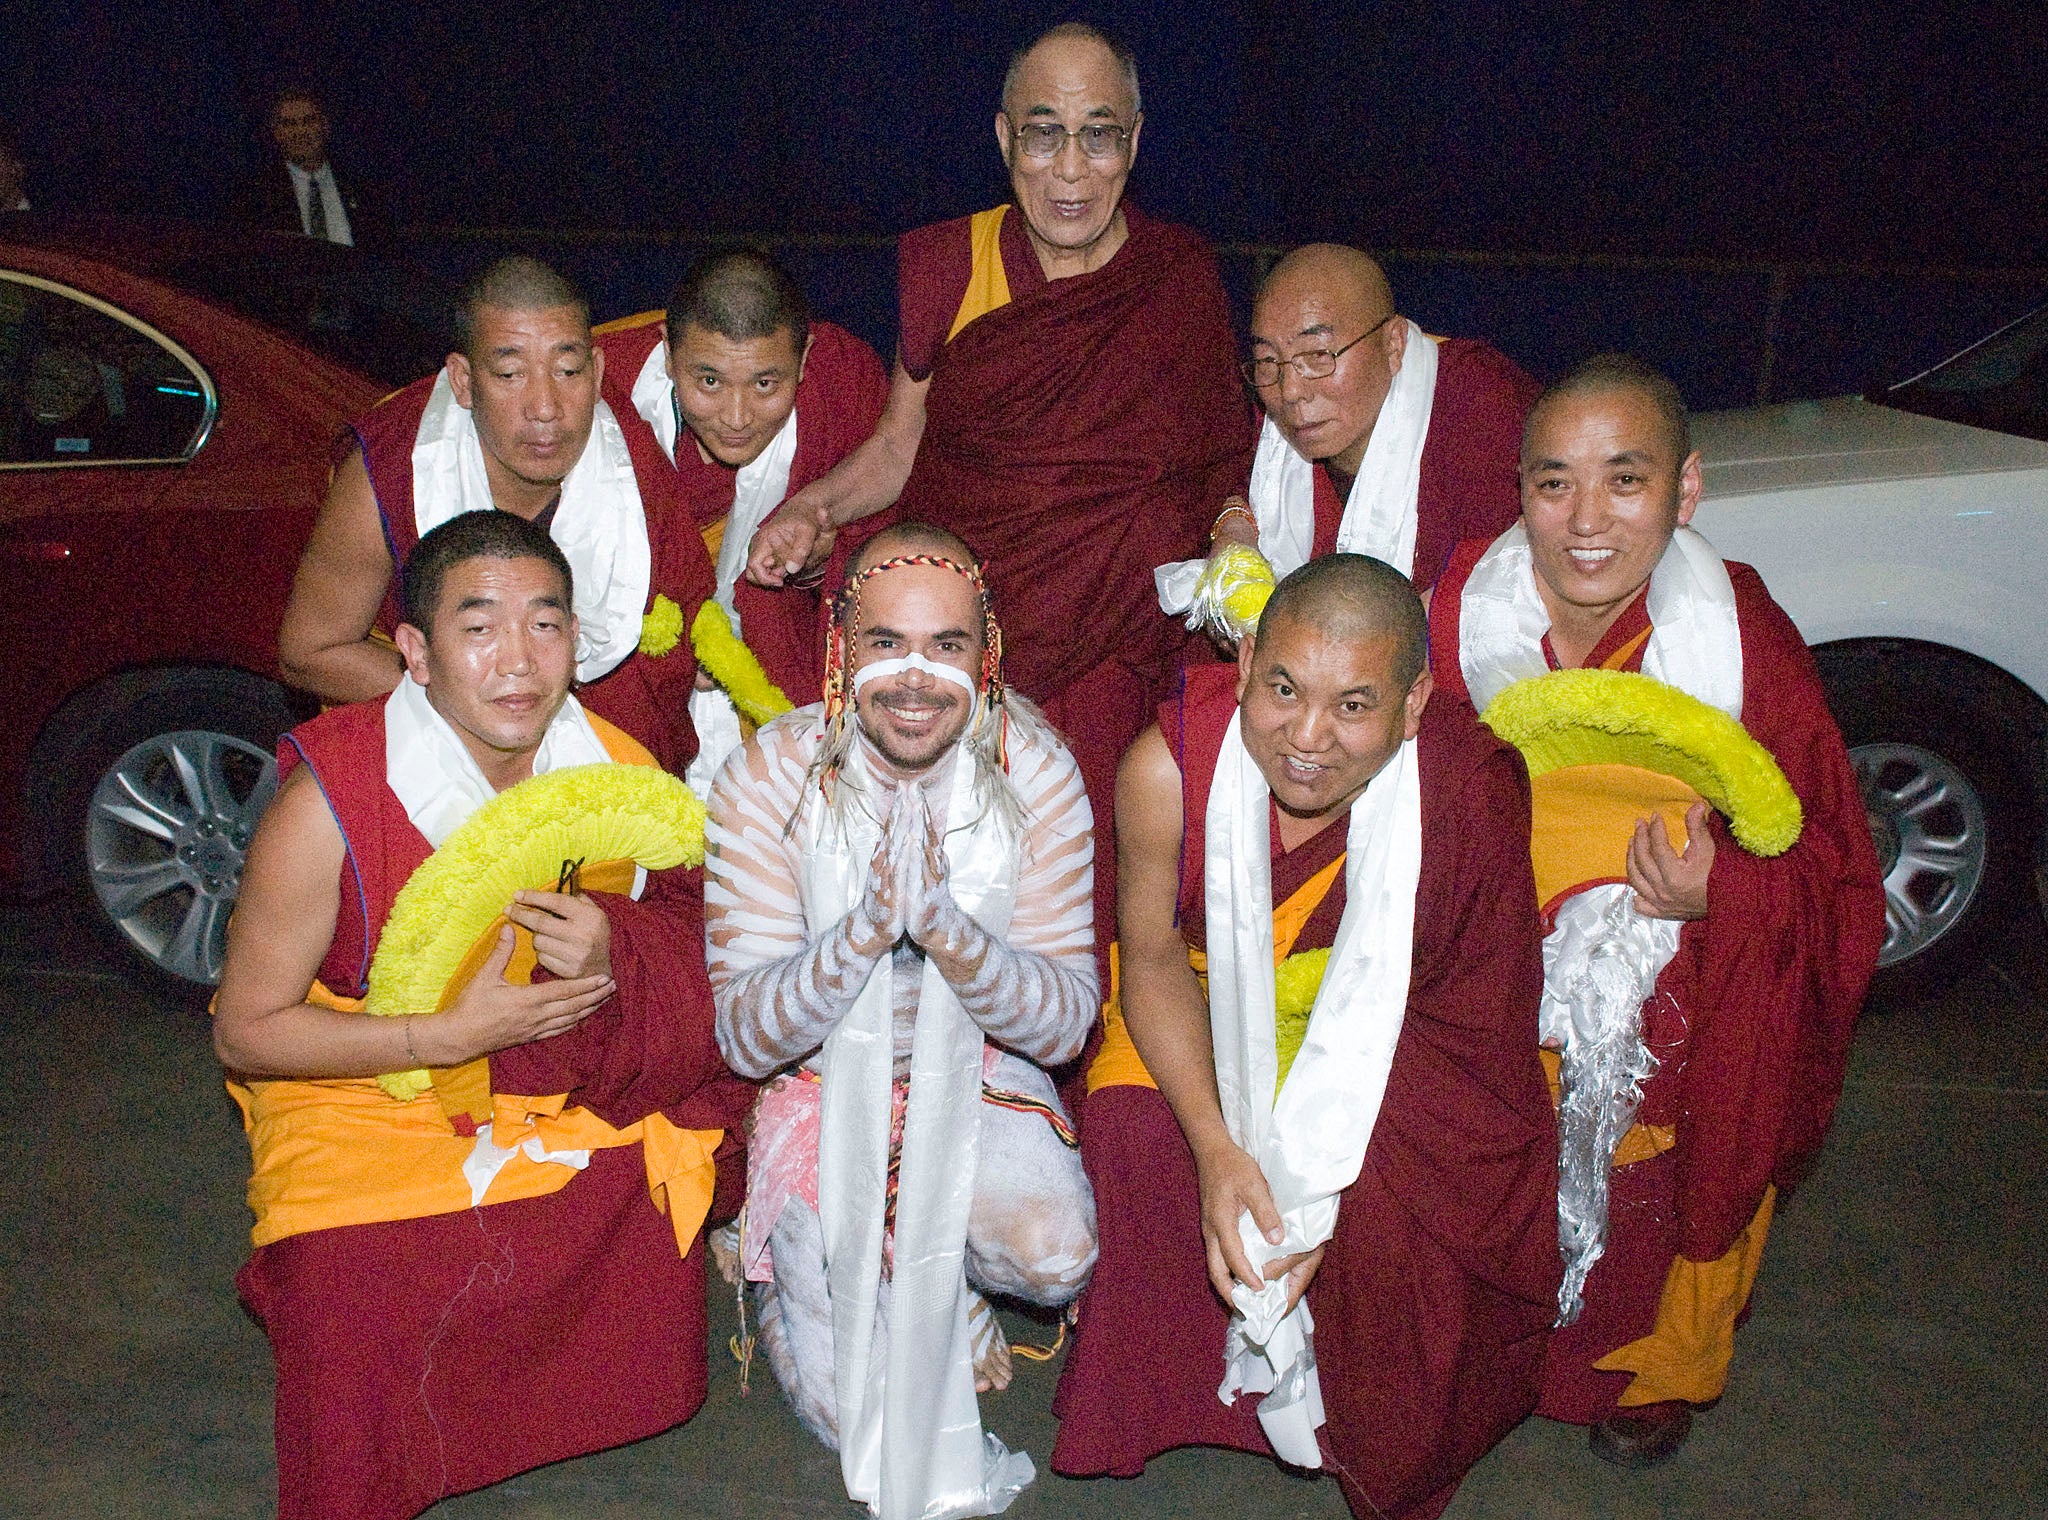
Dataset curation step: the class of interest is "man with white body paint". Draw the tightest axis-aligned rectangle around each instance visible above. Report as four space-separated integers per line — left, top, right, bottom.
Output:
705 522 1098 1518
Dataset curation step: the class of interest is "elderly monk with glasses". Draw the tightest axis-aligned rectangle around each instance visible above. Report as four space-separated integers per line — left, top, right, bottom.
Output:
1161 244 1536 643
745 22 1254 980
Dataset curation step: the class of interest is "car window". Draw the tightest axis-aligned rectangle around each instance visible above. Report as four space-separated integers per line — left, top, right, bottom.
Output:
0 273 215 468
1878 305 2048 443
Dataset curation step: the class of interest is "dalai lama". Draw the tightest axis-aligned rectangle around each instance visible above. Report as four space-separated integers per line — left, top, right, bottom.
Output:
278 256 714 773
594 249 887 787
745 21 1255 958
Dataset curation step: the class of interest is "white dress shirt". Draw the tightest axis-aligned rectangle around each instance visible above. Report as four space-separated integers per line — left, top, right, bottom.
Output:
287 161 353 246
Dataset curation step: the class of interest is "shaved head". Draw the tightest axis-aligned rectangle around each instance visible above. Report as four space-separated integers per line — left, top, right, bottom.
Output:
1257 553 1428 689
1257 242 1394 318
453 256 590 363
1527 352 1691 465
852 520 983 577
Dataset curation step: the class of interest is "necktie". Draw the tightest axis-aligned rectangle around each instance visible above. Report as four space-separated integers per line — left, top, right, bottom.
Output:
306 174 329 241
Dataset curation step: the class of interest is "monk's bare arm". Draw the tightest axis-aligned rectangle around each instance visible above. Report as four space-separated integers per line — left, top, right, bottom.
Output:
745 360 930 586
213 767 615 1080
1118 725 1285 1295
1116 727 1228 1150
276 448 406 702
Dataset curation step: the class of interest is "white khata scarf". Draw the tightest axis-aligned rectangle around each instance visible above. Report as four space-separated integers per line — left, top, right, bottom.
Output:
1206 714 1422 1468
381 674 641 1202
634 341 806 795
1156 321 1438 617
1457 522 1744 1322
411 368 651 685
797 726 1034 1520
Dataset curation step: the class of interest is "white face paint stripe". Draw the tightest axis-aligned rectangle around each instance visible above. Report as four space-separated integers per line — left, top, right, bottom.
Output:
850 652 977 694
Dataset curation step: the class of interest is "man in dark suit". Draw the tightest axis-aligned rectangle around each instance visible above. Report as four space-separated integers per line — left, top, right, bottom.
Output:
233 88 384 246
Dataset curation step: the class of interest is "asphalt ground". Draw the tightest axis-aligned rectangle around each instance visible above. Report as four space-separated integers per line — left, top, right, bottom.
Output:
3 895 2043 1520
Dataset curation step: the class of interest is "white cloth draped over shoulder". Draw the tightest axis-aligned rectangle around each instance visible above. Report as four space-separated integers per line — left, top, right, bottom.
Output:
796 727 1036 1520
1205 714 1422 1468
633 340 807 795
1156 320 1439 618
410 367 651 685
1455 521 1745 1321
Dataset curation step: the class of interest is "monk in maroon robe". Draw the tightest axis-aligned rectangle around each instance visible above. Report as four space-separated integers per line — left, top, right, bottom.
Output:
596 249 887 700
279 255 714 773
1428 355 1883 1465
1203 242 1534 594
1053 557 1560 1520
744 23 1255 963
216 515 750 1520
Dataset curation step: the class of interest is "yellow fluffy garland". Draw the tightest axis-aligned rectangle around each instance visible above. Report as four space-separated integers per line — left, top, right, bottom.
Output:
1479 668 1802 856
1272 947 1331 1096
638 592 685 657
365 763 707 1100
690 599 796 727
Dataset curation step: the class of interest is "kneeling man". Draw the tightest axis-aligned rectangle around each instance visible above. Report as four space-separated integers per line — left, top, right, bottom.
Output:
706 523 1100 1518
216 513 750 1520
1053 556 1561 1520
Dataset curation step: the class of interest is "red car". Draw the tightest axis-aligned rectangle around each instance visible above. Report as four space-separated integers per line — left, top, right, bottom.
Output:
1 217 452 989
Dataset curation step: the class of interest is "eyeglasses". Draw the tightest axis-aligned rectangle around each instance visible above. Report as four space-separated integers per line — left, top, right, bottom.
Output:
1009 120 1133 161
1242 312 1396 389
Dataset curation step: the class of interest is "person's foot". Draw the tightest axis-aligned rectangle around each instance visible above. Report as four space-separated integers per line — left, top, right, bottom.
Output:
968 1290 1014 1394
1589 1400 1693 1467
708 1222 743 1286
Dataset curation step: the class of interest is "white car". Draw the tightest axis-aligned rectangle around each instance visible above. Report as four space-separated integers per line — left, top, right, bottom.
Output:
1692 304 2048 996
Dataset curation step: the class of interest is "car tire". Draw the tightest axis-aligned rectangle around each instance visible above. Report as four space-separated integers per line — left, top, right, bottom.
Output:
1814 642 2040 1004
53 668 296 998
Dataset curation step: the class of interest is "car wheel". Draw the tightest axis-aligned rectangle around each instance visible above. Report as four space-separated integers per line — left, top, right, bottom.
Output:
59 669 295 994
1815 644 2038 1003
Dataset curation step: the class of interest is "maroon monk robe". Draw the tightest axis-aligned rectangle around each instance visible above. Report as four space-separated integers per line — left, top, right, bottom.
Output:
596 318 889 700
1429 540 1885 1423
239 700 753 1520
1291 337 1536 590
350 375 714 773
1051 664 1561 1520
895 204 1257 969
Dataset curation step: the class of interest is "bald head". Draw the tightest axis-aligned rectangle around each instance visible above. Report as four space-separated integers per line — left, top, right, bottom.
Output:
1248 245 1407 476
853 520 982 577
1258 243 1393 318
1525 352 1691 466
1257 553 1427 688
453 255 590 363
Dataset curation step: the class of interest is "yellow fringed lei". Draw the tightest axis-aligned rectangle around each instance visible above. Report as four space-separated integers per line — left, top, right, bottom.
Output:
364 763 708 1100
638 592 685 657
690 599 796 727
1479 668 1802 857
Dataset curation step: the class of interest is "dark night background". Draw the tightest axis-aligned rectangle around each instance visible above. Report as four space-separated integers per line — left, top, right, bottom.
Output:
8 0 2048 406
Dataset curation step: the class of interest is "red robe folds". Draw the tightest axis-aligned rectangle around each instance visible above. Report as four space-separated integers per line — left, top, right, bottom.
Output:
352 376 714 772
1428 540 1885 1422
1278 337 1535 590
234 699 753 1520
596 316 888 700
895 204 1256 960
1051 664 1561 1520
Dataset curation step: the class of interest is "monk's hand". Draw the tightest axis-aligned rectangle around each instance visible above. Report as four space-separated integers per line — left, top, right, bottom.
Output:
507 889 613 980
1627 802 1715 921
439 924 616 1057
1193 1133 1285 1304
1266 1243 1327 1316
746 496 833 587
